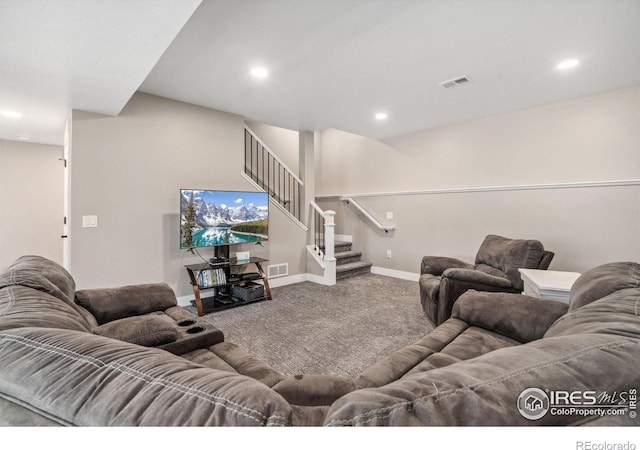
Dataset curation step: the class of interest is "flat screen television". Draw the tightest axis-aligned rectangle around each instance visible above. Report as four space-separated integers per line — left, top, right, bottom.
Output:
180 189 269 250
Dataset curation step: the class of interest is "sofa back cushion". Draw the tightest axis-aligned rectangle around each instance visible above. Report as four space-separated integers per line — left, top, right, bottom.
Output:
0 256 98 330
0 269 72 304
475 235 545 290
75 283 178 324
568 261 640 311
0 285 95 332
6 255 76 302
544 287 640 339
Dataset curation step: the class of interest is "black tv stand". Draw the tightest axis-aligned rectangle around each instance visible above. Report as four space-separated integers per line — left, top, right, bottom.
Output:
185 255 272 316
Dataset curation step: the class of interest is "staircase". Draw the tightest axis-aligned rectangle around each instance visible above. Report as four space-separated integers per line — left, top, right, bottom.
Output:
333 241 372 280
244 124 376 285
243 126 305 229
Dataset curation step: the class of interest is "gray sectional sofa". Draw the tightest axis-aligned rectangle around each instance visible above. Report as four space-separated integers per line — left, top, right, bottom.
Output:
1 255 638 426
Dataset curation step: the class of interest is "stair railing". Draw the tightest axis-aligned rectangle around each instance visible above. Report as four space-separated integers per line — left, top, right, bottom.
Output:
307 201 336 285
340 197 395 233
243 126 307 230
310 201 325 260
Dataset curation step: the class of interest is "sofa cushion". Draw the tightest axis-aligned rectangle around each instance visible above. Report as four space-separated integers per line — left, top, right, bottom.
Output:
404 326 521 376
93 314 178 347
442 268 512 288
545 288 640 338
475 235 545 290
474 263 509 279
7 255 76 303
206 342 285 387
75 283 178 324
355 319 470 389
0 327 294 426
0 268 98 330
453 290 569 343
0 285 95 333
325 331 639 426
568 261 640 311
0 269 71 304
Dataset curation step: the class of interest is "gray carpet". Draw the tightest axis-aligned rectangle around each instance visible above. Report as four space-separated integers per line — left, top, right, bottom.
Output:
188 273 434 378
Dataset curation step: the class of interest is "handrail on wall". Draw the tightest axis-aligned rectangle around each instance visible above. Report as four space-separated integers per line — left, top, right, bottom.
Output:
340 197 395 233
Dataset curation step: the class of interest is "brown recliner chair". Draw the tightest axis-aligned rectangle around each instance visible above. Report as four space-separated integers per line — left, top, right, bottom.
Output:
419 234 554 325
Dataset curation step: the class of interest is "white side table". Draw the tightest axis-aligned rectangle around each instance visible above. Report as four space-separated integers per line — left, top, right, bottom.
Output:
518 269 582 304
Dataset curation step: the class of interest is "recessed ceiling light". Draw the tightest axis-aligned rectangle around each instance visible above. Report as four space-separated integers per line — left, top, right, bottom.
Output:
375 112 388 121
557 59 580 70
1 110 22 119
250 67 269 78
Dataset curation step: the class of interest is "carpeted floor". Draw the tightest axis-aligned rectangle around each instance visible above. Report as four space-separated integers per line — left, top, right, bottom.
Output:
187 273 434 378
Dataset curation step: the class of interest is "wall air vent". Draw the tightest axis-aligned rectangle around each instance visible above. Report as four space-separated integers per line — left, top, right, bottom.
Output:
267 263 288 279
439 76 472 89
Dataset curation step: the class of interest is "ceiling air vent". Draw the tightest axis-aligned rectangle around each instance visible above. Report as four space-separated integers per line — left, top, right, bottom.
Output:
439 76 472 89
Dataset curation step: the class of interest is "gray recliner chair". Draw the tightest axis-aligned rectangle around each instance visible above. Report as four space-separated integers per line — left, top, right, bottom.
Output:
419 234 554 325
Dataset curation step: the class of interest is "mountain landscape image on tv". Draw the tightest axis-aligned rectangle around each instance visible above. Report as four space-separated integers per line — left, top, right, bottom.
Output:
180 189 269 249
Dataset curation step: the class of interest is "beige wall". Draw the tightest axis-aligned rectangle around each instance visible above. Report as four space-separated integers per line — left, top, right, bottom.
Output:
316 85 640 274
0 140 64 270
70 92 307 294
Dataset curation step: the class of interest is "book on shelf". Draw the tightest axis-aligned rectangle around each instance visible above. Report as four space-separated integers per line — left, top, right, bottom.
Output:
196 268 227 288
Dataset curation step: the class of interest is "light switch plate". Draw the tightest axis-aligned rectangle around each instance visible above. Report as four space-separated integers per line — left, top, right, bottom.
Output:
82 215 98 228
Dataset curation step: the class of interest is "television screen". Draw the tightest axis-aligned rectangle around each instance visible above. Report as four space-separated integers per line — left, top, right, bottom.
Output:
180 189 269 249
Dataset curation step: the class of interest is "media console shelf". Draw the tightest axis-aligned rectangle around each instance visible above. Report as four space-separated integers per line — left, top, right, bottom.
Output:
185 256 272 316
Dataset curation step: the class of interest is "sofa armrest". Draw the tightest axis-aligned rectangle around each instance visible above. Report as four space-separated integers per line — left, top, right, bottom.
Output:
75 283 178 324
432 270 519 326
442 268 512 288
452 290 569 343
421 256 473 276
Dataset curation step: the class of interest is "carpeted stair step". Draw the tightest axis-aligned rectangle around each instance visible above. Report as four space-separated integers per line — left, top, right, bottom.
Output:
320 240 353 253
335 250 363 266
333 241 353 253
336 261 372 280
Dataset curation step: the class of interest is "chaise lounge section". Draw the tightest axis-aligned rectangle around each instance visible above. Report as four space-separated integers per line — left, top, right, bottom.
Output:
0 255 638 426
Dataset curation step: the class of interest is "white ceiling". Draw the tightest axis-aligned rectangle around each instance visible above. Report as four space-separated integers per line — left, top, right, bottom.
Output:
0 0 201 145
2 0 640 146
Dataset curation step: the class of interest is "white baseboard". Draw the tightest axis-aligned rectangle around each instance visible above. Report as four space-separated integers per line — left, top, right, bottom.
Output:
371 266 420 282
335 234 353 242
176 291 215 307
176 268 418 306
267 272 310 288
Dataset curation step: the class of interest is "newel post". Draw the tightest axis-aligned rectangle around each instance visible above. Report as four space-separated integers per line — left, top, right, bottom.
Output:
323 210 337 286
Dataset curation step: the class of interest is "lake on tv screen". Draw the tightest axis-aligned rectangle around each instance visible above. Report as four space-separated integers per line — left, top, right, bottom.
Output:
192 226 262 247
